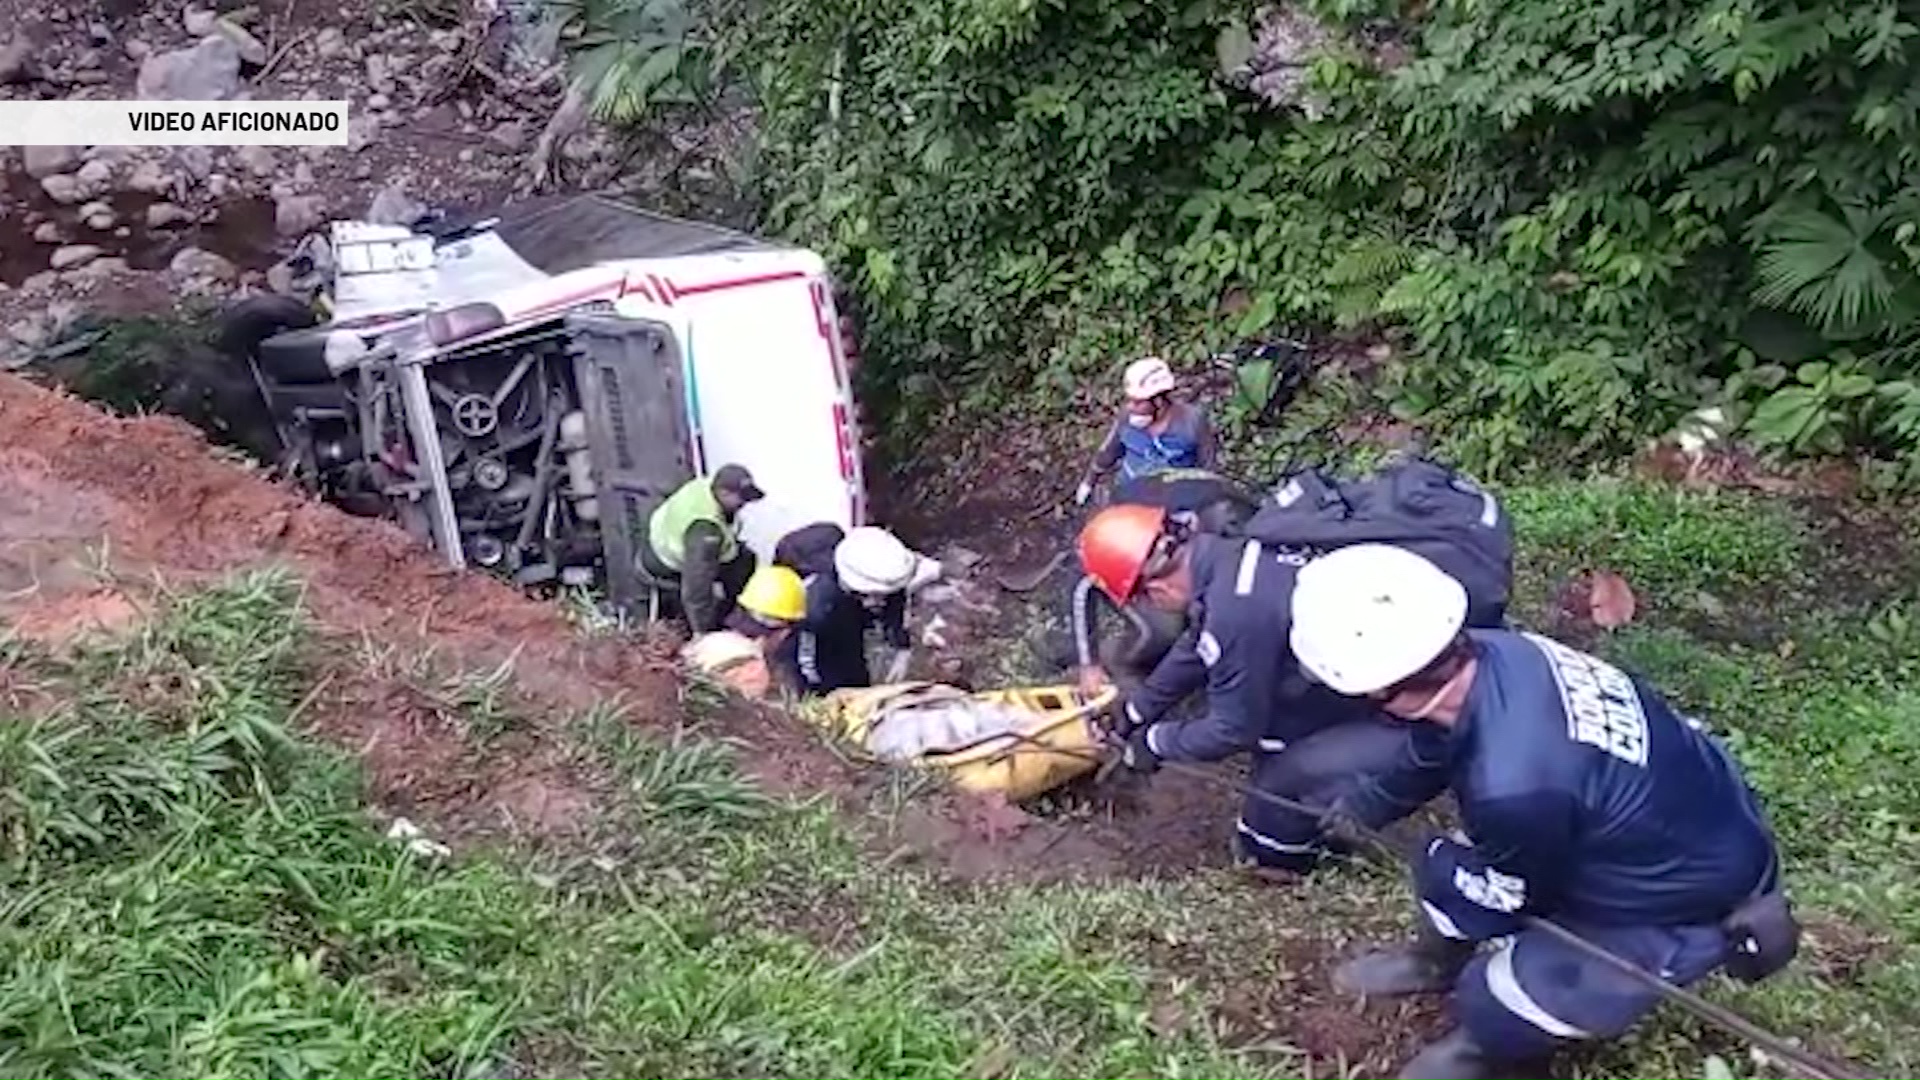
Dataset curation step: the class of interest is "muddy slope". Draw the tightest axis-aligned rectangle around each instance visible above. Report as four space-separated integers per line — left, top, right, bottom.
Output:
0 372 1250 879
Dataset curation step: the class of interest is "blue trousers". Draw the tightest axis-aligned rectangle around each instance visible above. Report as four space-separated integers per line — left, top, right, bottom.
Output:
1456 921 1729 1060
1233 704 1451 870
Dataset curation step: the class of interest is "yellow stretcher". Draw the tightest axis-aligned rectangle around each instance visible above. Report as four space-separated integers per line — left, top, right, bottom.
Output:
815 681 1120 801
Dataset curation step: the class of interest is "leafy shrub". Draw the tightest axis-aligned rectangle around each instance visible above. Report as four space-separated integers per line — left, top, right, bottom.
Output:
730 0 1919 477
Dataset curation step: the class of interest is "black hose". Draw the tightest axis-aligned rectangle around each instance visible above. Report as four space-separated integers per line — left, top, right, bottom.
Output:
514 388 565 556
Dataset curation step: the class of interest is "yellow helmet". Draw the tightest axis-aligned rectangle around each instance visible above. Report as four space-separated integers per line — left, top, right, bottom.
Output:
738 564 806 624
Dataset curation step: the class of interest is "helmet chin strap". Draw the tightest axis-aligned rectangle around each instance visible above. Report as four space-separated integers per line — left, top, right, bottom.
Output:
1398 661 1470 722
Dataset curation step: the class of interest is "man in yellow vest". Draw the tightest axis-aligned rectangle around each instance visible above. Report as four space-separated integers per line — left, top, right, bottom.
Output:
641 464 766 633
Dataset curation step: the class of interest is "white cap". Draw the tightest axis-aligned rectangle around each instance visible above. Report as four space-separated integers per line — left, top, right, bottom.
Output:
834 526 919 595
1123 357 1176 401
1289 544 1469 696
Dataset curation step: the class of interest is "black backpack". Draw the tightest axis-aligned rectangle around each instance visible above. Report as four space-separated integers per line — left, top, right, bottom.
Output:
1244 456 1514 628
773 522 846 578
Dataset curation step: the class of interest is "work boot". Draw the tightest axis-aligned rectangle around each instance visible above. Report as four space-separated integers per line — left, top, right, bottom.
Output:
1395 1026 1535 1080
1334 925 1474 997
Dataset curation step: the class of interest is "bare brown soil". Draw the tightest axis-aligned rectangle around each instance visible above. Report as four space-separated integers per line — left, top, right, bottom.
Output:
0 371 1255 882
0 370 1498 1075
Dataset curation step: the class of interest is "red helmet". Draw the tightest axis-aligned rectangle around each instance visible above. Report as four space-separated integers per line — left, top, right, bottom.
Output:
1078 504 1169 604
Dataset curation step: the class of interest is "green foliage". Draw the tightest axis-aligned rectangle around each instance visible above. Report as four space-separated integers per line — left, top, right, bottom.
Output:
1503 476 1805 605
736 0 1920 476
554 0 733 124
0 572 1267 1078
15 518 1920 1076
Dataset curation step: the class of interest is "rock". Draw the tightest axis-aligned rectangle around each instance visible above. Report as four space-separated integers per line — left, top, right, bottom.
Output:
943 545 986 571
75 159 114 197
79 256 130 277
235 145 275 177
170 246 237 281
915 582 966 607
314 28 345 58
346 116 376 152
214 19 268 66
206 174 232 200
146 202 195 228
366 183 427 226
365 54 391 89
49 245 103 270
183 7 217 35
274 194 325 236
488 121 526 151
23 145 81 179
19 271 59 294
86 21 112 44
79 202 117 230
124 159 173 195
136 35 241 99
292 162 315 187
173 146 214 181
124 38 152 61
0 36 35 84
81 144 131 165
31 222 63 243
367 91 390 111
39 175 85 205
6 318 46 348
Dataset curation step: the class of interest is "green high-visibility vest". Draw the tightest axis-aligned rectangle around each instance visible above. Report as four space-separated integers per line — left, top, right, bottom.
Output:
648 476 740 570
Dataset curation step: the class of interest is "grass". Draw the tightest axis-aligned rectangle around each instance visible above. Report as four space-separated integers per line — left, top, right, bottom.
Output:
1499 478 1920 1077
2 472 1917 1079
0 571 1266 1078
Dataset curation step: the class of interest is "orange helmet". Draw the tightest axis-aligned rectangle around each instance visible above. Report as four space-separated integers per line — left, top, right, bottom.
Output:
1078 504 1169 604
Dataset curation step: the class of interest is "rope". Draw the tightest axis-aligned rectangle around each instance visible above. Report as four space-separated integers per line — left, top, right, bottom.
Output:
987 732 1874 1080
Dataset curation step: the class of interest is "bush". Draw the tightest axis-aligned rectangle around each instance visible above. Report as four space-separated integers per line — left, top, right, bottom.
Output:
740 0 1920 477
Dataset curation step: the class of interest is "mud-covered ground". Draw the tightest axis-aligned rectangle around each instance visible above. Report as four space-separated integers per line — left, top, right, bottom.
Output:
0 367 1468 1075
0 371 1279 885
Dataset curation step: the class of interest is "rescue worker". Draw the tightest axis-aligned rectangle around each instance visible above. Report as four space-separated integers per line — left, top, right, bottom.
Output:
640 464 764 634
782 525 923 695
1096 511 1455 875
720 563 810 695
771 520 846 578
1289 544 1796 1079
1068 468 1257 697
1074 357 1217 505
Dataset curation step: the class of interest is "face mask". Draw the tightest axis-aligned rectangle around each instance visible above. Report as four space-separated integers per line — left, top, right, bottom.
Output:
1126 412 1153 429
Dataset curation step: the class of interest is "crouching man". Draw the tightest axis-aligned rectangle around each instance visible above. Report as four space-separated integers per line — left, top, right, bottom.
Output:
1288 544 1798 1080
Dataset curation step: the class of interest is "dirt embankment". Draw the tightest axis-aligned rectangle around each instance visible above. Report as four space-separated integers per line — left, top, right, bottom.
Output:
0 371 1255 880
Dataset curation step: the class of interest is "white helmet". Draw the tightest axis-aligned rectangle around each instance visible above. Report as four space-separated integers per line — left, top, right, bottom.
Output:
1289 543 1469 696
834 526 919 595
1123 357 1177 401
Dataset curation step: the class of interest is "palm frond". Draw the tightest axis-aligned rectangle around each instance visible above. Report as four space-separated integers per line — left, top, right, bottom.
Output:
1751 201 1903 334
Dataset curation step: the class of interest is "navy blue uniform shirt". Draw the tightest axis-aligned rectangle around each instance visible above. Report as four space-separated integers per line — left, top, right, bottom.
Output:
1421 630 1778 939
